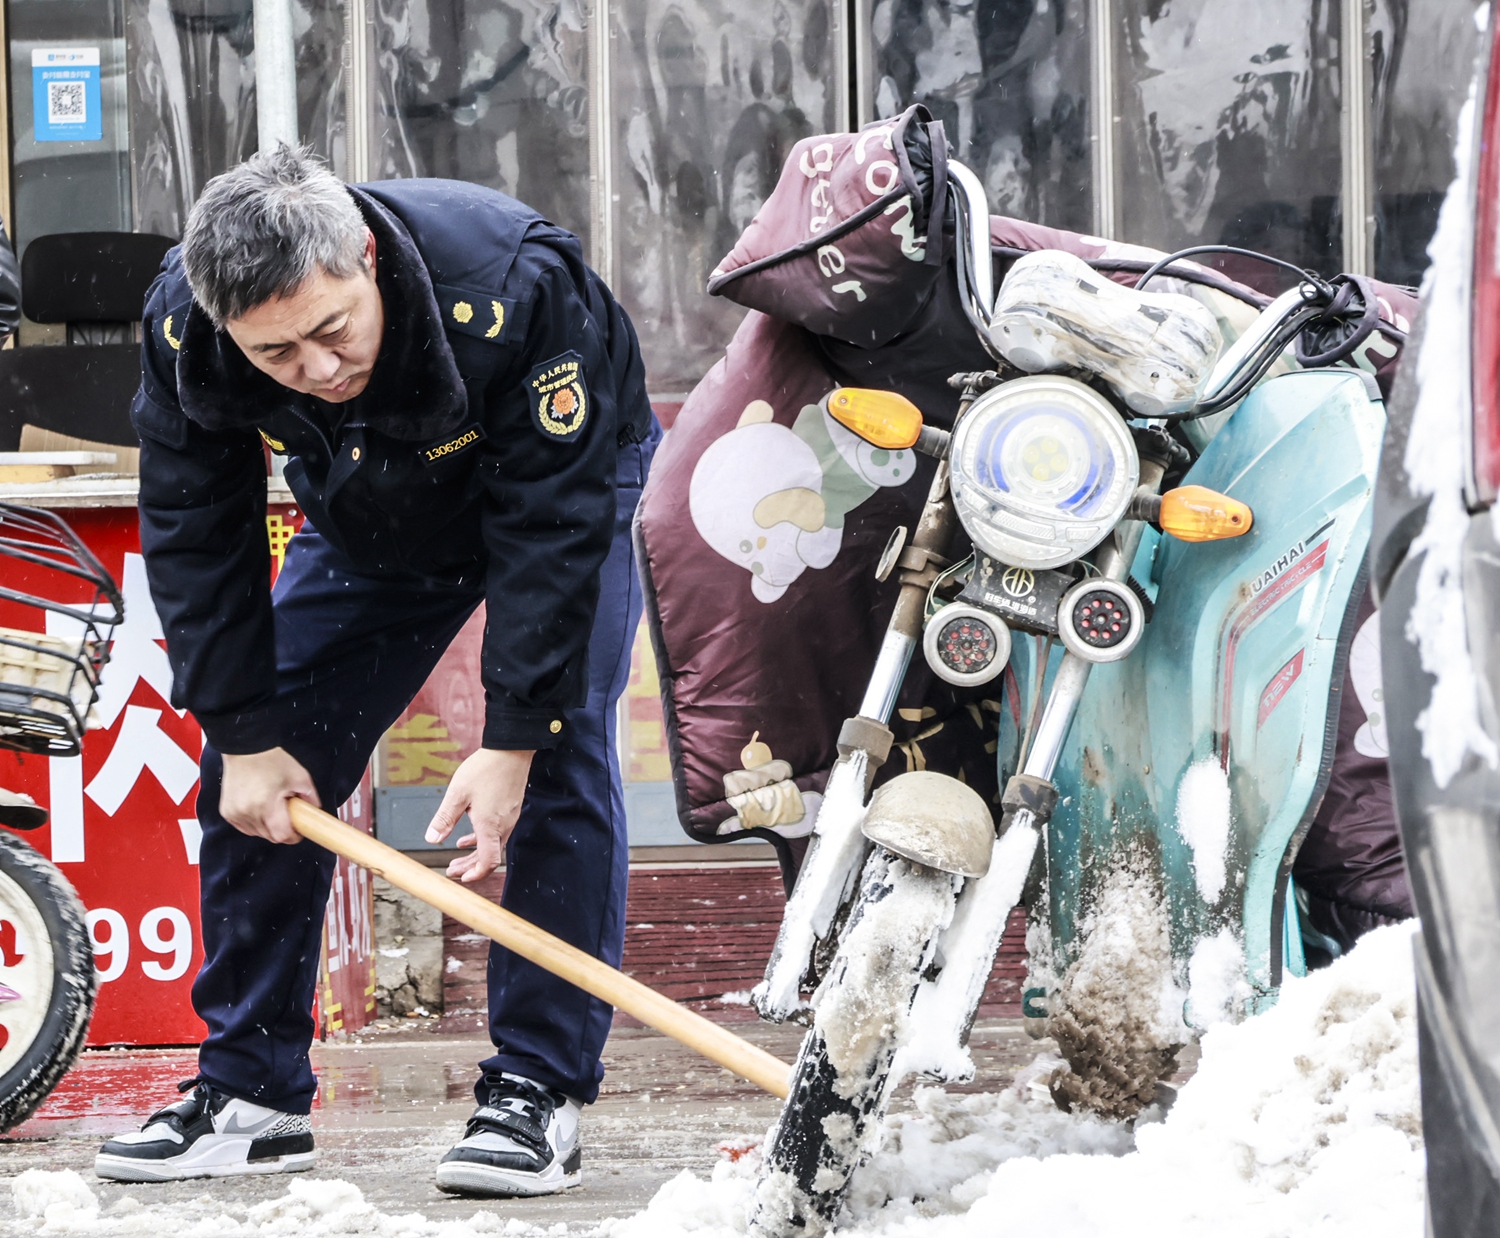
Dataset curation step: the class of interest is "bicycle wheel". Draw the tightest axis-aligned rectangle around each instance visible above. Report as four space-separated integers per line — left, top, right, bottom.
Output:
0 829 96 1132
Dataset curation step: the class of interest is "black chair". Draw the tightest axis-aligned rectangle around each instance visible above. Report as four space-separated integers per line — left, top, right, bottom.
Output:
0 231 175 451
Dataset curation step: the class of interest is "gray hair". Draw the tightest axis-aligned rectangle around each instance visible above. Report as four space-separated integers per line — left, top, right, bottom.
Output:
181 144 368 326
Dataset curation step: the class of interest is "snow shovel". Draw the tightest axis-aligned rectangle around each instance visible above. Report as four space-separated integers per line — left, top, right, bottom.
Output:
287 798 792 1099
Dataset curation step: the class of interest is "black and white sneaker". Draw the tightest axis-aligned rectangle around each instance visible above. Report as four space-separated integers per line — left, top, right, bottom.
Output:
436 1073 582 1197
94 1079 317 1182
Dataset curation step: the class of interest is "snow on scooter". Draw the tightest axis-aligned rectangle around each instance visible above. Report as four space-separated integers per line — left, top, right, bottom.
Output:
0 503 121 1130
744 163 1398 1236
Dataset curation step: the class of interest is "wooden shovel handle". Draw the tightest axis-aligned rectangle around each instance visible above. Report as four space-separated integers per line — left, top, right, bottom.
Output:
288 798 791 1099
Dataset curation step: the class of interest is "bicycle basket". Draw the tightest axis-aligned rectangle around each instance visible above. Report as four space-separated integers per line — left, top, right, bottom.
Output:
0 503 123 757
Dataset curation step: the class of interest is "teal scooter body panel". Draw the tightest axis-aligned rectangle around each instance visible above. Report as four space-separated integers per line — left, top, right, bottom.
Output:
997 370 1385 1014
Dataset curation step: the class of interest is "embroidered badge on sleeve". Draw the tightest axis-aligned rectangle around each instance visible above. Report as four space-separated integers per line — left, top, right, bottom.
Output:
527 351 589 442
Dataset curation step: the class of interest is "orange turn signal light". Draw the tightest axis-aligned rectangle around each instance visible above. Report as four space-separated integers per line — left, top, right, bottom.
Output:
824 388 924 450
1159 485 1253 543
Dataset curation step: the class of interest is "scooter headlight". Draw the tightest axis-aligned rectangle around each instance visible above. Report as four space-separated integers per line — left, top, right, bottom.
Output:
949 376 1139 570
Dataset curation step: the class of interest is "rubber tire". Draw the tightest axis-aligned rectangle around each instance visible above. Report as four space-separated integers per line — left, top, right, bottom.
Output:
0 830 96 1132
750 850 956 1238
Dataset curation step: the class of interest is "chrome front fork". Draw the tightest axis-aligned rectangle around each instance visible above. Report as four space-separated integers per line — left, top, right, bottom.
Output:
755 454 957 1021
858 630 915 725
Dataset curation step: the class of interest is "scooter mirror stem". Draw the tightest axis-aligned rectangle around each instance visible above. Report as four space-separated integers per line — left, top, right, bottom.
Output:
915 425 951 457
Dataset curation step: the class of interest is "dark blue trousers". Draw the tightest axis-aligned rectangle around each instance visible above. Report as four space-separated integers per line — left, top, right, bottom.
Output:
192 430 656 1114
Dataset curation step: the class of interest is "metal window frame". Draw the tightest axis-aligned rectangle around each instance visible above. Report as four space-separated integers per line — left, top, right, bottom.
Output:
0 0 12 238
1341 0 1375 275
344 0 373 183
1091 0 1117 240
588 0 612 283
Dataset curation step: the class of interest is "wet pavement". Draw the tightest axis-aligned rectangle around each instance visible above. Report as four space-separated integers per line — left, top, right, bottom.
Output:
0 1018 1119 1227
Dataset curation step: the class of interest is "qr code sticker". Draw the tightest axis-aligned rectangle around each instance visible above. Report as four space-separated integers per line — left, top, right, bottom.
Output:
47 80 86 125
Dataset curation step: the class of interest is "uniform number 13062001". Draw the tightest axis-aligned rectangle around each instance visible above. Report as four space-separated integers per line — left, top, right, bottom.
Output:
87 907 194 983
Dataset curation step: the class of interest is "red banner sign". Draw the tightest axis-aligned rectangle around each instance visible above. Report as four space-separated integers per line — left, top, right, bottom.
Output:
0 502 378 1045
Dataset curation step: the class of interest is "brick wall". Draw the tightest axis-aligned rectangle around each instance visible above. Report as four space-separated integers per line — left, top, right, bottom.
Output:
441 864 1028 1032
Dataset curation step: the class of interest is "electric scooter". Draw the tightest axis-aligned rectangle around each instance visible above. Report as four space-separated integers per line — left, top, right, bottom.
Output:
748 164 1393 1236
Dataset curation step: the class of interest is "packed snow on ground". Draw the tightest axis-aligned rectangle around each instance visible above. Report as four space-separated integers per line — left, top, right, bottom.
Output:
602 921 1422 1238
3 1173 568 1237
6 924 1421 1238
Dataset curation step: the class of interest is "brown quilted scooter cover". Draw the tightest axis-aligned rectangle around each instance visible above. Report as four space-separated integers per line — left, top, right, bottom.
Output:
636 105 1418 857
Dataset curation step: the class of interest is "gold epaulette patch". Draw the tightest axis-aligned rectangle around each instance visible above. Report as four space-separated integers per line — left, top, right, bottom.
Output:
260 430 287 454
435 283 514 344
160 301 192 351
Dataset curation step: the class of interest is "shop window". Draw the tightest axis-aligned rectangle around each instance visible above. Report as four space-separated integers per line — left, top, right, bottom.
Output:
125 0 346 238
866 0 1092 233
1114 0 1344 286
1371 0 1484 287
608 0 845 392
364 0 591 244
7 0 132 256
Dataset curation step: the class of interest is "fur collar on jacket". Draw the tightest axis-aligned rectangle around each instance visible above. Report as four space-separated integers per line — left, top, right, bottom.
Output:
175 187 468 442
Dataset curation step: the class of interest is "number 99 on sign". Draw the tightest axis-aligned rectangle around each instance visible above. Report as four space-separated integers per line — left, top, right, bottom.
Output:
87 907 193 983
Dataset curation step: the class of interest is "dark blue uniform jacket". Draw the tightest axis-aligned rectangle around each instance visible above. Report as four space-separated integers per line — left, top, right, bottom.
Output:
132 179 651 755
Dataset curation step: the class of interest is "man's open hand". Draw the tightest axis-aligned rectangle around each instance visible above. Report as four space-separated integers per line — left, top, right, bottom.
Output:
220 748 319 844
426 748 535 883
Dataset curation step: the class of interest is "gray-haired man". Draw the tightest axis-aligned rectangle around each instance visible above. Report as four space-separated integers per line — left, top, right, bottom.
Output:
94 147 658 1196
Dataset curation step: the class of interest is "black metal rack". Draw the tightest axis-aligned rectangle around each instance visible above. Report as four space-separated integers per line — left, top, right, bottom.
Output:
0 502 123 756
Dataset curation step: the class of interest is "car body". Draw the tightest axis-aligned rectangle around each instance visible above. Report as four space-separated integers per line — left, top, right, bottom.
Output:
1374 9 1500 1232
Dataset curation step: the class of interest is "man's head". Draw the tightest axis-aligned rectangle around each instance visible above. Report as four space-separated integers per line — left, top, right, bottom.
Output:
181 145 384 403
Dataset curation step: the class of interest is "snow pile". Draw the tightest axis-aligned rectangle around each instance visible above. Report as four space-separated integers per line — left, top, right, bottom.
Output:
841 1067 1133 1220
600 921 1422 1238
5 926 1421 1238
11 1169 101 1229
1174 758 1231 902
2 1171 560 1237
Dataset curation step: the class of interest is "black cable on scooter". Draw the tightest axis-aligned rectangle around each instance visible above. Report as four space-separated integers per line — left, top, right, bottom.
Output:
1131 244 1332 297
1135 246 1408 354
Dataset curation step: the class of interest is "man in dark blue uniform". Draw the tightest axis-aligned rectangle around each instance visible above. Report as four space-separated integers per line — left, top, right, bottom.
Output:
93 147 659 1197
